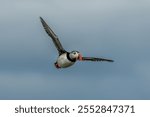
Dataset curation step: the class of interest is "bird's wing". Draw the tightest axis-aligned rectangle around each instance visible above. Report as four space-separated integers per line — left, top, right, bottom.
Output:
40 17 66 54
82 57 114 62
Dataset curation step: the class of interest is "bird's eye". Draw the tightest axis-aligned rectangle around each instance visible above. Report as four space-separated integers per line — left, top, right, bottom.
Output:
73 52 76 55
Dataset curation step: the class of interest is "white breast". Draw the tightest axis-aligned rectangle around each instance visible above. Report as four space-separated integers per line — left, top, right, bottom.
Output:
57 53 75 68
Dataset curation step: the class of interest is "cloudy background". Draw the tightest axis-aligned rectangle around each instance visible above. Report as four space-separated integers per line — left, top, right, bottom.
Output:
0 0 150 99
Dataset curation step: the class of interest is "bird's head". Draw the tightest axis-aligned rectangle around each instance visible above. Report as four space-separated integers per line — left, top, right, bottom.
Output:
70 51 82 61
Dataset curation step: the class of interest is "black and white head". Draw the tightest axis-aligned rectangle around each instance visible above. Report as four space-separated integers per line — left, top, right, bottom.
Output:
69 51 82 61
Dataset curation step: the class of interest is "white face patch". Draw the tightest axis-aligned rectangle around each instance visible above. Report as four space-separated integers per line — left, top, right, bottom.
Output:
70 51 80 60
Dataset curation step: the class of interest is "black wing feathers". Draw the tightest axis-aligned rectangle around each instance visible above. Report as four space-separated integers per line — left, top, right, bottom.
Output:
82 57 114 62
40 17 66 54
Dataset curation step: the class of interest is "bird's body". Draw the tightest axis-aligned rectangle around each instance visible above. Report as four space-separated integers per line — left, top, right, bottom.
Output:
56 53 75 68
40 17 114 69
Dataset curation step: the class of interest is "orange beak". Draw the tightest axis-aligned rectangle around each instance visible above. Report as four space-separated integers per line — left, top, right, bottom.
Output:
78 53 83 61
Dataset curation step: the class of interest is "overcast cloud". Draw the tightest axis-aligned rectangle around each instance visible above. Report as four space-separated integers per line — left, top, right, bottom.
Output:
0 0 150 99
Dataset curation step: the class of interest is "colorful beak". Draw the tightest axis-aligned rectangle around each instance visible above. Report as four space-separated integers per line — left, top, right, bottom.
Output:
78 53 83 61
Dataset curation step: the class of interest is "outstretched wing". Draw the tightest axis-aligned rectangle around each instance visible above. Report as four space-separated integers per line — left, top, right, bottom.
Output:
40 17 66 54
82 57 114 62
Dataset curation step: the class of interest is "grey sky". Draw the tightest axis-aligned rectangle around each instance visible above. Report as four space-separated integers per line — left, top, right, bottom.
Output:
0 0 150 99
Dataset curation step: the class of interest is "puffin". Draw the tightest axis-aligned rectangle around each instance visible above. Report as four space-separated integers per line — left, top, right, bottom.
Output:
40 17 114 69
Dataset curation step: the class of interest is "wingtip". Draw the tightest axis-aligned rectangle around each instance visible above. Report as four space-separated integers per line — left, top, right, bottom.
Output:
110 60 114 62
106 59 114 62
39 16 44 21
39 16 42 19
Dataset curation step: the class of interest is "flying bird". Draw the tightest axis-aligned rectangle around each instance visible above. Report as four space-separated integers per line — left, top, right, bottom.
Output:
40 17 114 69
